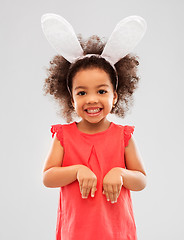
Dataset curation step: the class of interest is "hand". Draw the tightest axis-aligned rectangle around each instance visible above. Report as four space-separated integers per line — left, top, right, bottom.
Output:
76 165 97 199
102 167 123 204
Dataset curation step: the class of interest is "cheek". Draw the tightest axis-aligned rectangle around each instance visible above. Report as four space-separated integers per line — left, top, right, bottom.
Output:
106 94 114 105
108 100 113 109
72 97 83 109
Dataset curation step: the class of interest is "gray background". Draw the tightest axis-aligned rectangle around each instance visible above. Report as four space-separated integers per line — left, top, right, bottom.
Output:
1 0 184 239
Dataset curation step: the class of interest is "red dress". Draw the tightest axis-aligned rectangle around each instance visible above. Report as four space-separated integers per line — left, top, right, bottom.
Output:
50 121 136 240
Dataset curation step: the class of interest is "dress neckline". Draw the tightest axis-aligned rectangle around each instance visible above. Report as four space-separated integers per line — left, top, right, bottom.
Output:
73 121 114 136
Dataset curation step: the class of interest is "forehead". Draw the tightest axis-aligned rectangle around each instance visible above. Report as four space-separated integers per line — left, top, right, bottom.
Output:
72 68 112 88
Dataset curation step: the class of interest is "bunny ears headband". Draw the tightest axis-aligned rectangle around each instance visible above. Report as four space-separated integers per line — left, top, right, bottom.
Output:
41 13 146 92
41 13 147 65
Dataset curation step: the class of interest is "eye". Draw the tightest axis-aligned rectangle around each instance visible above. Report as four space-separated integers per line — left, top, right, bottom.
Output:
98 89 107 94
77 91 86 96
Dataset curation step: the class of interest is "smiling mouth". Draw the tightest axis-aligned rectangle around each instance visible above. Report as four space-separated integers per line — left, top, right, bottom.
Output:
85 108 102 113
84 108 103 116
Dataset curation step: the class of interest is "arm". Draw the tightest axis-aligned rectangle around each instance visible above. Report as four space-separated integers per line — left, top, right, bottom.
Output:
118 136 147 191
42 135 81 188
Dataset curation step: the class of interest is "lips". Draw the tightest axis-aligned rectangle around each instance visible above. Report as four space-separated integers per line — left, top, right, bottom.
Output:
84 107 103 116
86 108 101 113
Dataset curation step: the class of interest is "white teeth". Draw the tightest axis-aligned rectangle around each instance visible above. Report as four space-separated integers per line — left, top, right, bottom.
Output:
86 108 100 113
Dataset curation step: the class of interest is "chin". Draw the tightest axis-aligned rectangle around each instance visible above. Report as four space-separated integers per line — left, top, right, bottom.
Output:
84 117 107 125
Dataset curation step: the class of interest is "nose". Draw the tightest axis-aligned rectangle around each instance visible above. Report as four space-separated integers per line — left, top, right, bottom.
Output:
86 94 99 104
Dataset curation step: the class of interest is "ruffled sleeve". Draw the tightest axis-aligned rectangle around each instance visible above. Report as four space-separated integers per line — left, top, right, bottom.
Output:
124 125 135 147
50 124 63 147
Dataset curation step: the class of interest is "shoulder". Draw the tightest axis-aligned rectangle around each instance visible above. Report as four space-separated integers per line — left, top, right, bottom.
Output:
111 123 135 147
112 122 135 130
51 122 75 132
112 123 135 134
50 122 76 144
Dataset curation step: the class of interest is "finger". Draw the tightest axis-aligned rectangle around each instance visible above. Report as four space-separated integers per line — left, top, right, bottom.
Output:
79 179 84 194
117 184 122 198
106 191 110 202
91 179 97 197
108 185 114 203
81 179 89 198
103 185 110 202
84 180 90 198
86 179 93 198
85 188 91 198
112 185 119 203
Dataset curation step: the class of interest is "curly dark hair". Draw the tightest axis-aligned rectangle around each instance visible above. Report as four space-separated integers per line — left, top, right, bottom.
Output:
43 35 140 123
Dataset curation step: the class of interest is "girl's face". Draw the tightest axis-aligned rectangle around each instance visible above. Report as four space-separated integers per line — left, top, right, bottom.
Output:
71 68 118 125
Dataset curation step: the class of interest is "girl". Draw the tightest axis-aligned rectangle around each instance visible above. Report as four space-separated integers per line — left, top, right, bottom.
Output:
41 14 147 240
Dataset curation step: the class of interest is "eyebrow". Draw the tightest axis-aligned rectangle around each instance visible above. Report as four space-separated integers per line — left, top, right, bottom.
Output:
74 84 110 91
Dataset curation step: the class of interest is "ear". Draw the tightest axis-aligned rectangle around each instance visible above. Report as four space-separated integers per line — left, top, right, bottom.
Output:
113 91 118 105
71 97 75 108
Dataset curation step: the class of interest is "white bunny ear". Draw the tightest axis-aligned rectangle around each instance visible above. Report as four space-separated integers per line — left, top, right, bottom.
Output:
101 16 147 65
41 13 83 63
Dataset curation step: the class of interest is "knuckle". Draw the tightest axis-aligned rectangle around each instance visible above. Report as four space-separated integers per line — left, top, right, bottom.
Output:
112 182 118 186
93 177 97 182
109 190 113 194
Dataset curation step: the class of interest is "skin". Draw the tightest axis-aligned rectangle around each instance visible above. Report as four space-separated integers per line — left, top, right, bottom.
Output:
71 68 118 134
42 67 147 204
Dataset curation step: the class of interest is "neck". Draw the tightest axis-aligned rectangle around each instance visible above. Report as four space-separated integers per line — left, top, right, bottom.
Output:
77 118 111 134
